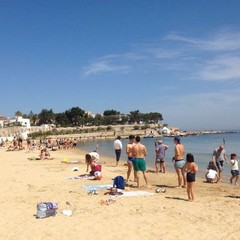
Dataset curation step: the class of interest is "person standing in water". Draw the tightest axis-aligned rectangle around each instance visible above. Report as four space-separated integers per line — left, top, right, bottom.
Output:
113 136 122 166
212 145 228 182
155 139 168 173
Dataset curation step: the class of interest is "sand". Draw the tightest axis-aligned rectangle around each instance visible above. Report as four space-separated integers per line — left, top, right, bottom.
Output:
0 145 240 240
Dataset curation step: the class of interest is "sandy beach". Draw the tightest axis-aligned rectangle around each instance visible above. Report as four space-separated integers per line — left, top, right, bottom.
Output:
0 143 240 240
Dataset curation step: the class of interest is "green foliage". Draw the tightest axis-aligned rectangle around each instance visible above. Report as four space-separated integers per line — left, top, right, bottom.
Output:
103 109 120 116
11 107 164 128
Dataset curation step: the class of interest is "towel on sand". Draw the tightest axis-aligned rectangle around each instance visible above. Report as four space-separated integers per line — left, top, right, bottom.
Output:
82 184 112 191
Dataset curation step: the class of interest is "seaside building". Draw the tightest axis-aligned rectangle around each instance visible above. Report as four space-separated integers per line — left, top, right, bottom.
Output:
16 116 31 129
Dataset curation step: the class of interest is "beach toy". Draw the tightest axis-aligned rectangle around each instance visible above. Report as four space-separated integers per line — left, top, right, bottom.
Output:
155 188 166 193
62 157 69 163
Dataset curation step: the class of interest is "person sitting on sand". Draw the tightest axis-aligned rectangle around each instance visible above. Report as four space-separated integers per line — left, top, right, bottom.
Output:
39 148 54 160
85 152 102 180
205 161 219 183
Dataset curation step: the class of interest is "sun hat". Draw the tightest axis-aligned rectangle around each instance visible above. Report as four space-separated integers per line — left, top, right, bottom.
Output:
157 139 163 144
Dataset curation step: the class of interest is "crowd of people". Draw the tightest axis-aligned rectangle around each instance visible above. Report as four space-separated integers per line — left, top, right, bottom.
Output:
109 135 239 201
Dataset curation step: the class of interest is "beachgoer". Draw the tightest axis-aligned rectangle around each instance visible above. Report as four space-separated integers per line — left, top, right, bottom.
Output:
113 136 122 166
230 153 239 185
126 135 137 182
212 145 227 182
183 153 198 201
155 139 168 173
205 161 219 183
132 135 149 188
85 151 102 180
172 136 186 188
39 148 54 160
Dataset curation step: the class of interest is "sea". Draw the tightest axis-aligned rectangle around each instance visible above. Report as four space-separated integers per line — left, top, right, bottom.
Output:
77 132 240 179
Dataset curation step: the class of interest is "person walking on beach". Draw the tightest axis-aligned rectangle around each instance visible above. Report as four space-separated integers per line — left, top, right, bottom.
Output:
183 153 198 201
155 139 168 173
132 135 149 188
113 136 122 166
212 145 228 182
230 153 239 185
172 136 186 188
126 135 137 182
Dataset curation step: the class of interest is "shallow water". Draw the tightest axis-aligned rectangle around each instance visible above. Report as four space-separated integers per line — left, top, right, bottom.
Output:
78 132 240 178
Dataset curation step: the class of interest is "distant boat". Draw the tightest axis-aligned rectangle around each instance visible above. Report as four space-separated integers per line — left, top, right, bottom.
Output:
143 135 154 138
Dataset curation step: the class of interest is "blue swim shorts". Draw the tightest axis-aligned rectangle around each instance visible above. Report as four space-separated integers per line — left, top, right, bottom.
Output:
174 160 185 169
128 157 135 163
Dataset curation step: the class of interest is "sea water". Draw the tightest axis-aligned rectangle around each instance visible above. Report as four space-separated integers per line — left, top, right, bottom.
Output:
78 132 240 178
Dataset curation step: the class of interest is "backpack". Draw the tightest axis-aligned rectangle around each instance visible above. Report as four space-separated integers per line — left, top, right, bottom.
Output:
36 202 58 219
113 176 125 189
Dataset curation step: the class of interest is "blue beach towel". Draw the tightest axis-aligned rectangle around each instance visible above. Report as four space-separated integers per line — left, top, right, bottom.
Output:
82 184 112 191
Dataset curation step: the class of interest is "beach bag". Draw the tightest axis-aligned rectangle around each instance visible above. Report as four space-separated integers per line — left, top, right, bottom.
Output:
113 176 125 189
36 202 58 219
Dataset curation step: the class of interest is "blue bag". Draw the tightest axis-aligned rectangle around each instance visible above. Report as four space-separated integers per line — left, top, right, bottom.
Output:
113 176 125 189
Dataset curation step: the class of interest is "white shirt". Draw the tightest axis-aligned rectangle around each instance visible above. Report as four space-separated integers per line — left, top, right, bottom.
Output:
113 139 122 150
89 152 99 161
231 159 239 171
207 169 218 179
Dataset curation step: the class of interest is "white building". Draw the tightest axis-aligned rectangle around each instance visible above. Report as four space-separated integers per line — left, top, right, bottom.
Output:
16 116 31 129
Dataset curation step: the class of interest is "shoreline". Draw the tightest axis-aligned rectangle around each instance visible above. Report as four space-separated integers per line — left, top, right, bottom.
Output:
0 143 239 240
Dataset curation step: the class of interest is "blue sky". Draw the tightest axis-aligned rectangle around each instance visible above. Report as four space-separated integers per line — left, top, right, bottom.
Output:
0 0 240 131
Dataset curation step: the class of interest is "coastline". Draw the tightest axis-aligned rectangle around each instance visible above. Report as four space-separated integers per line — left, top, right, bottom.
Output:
0 144 239 240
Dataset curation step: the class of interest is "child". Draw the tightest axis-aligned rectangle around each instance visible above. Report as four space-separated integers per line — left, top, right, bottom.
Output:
85 152 102 180
183 153 198 201
230 153 239 185
205 161 219 183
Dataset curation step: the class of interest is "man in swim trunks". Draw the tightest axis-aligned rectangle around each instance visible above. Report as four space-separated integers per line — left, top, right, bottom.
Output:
126 135 137 182
173 136 186 188
132 135 149 188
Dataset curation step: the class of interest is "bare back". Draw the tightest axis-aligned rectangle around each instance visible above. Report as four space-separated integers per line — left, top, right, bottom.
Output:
132 143 147 158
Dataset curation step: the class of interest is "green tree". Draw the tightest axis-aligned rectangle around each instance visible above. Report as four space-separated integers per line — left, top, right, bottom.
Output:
15 111 23 117
103 109 120 116
55 112 69 127
93 114 103 126
65 107 85 126
28 111 38 126
129 110 141 123
38 109 55 125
